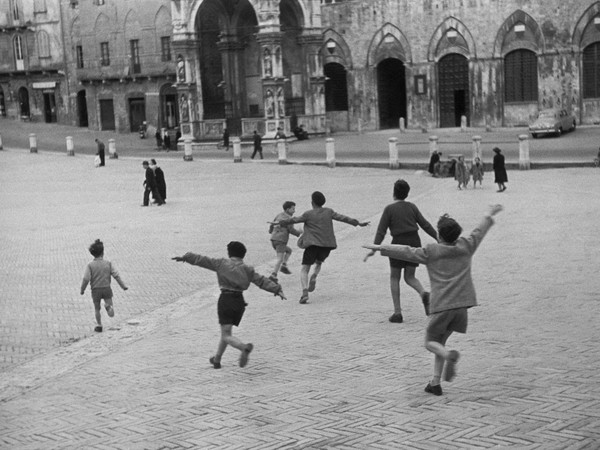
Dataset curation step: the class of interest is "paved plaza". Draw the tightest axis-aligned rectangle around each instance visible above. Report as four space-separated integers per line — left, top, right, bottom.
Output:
0 137 599 448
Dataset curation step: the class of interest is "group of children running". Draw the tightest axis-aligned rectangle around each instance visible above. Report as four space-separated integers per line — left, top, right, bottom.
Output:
81 182 503 396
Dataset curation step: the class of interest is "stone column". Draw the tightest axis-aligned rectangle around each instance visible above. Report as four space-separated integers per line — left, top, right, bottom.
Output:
277 138 287 165
66 136 74 156
297 33 326 134
326 138 335 168
29 133 37 153
472 135 482 161
217 35 246 122
183 138 193 161
518 134 530 170
429 135 438 156
172 29 201 141
257 31 287 138
389 137 399 169
233 137 242 163
108 139 117 158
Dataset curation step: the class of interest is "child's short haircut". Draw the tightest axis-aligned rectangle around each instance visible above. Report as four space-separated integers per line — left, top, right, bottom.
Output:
312 191 326 207
437 214 462 243
227 241 247 258
393 179 410 200
89 239 104 257
282 201 295 211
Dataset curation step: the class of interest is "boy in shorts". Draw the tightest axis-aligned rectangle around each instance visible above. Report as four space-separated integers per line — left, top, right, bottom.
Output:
278 191 369 304
363 204 503 395
80 239 128 332
172 241 286 369
268 201 301 283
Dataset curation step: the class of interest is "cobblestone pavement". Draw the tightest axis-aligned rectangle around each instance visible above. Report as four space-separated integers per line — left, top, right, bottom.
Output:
0 147 599 449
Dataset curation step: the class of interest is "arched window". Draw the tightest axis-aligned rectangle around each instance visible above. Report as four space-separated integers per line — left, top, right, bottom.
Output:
14 35 24 70
324 62 348 111
504 49 538 102
583 42 600 99
37 31 51 58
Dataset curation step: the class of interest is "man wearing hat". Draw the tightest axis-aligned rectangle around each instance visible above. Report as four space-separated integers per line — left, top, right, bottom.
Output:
492 147 508 192
142 160 164 206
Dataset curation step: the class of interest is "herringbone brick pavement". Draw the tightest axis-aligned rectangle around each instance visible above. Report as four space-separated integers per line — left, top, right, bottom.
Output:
0 148 599 449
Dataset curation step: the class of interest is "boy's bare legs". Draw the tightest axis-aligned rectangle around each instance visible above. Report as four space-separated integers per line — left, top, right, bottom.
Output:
300 262 321 303
426 331 459 385
271 252 285 279
94 306 102 329
389 266 402 315
212 324 252 367
404 266 430 315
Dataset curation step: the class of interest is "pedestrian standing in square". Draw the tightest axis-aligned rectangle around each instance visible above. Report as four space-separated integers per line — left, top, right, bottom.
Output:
142 160 164 206
94 138 105 166
251 130 263 159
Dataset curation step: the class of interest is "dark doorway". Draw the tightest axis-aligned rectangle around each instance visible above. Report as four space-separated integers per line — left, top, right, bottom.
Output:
77 90 88 127
128 98 146 132
438 54 469 127
0 86 6 116
43 92 57 123
99 99 115 131
18 87 30 118
325 62 349 112
160 84 179 129
377 58 406 129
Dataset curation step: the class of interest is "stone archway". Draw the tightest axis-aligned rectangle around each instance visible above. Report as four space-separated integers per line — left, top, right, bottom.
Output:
377 58 406 129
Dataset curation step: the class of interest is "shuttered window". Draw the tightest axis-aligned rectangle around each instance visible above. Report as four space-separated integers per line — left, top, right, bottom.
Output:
504 49 538 102
583 42 600 99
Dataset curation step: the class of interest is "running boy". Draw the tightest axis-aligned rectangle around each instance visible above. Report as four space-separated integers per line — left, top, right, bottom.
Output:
364 179 438 323
172 241 286 369
80 239 128 332
277 191 369 304
268 201 301 282
363 204 503 395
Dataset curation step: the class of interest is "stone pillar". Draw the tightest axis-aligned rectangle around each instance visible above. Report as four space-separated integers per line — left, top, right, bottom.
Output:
277 138 287 164
472 135 482 161
29 133 37 153
217 35 245 121
518 134 530 170
326 138 335 168
298 32 326 133
0 132 3 150
399 117 405 133
66 136 74 156
461 115 467 131
257 32 287 138
233 137 242 163
172 30 201 141
108 139 117 159
183 138 193 161
429 135 438 156
357 118 363 135
389 137 399 170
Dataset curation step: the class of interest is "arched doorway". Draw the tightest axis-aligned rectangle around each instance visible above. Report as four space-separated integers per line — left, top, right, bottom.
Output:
325 62 349 131
159 83 179 129
377 58 406 129
77 89 88 127
438 54 469 127
18 87 30 119
43 91 57 123
128 95 146 132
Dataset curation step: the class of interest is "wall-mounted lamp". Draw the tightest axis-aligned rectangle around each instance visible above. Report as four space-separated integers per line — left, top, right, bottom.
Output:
447 29 458 40
384 34 395 44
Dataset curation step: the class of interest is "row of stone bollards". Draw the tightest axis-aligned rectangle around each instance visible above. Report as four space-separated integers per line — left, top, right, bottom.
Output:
3 131 531 170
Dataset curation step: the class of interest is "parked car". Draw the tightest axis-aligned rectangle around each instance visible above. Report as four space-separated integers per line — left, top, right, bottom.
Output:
529 109 576 138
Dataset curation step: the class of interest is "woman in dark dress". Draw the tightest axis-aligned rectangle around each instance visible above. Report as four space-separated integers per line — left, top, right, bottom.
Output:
150 159 167 202
493 147 508 192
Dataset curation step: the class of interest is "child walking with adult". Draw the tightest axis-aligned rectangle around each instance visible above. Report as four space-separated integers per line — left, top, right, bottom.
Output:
363 204 503 396
172 241 286 369
364 179 438 323
471 157 484 188
277 191 369 304
80 239 128 332
493 147 508 192
268 201 301 282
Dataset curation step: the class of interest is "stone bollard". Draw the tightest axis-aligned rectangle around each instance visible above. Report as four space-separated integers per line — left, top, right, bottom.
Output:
357 118 362 135
66 136 74 156
233 137 242 163
29 133 37 153
518 134 530 170
183 138 193 161
399 117 405 133
326 138 335 168
460 115 467 131
388 137 399 169
277 138 287 165
108 138 118 159
429 135 438 156
0 132 3 150
472 135 482 161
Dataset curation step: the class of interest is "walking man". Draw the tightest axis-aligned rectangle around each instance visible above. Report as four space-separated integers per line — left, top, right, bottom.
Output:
95 138 105 166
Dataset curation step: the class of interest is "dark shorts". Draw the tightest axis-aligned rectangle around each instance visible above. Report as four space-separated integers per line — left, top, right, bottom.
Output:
426 308 468 343
91 287 113 309
389 232 421 268
217 291 247 326
302 246 332 266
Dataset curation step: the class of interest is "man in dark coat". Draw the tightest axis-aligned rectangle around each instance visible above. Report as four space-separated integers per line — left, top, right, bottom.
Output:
142 160 164 206
251 130 263 159
492 147 508 192
95 139 105 166
223 128 230 151
428 151 440 175
150 159 167 202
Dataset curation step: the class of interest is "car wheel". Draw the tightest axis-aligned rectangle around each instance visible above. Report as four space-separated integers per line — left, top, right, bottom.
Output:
531 133 538 139
556 128 562 137
571 121 576 132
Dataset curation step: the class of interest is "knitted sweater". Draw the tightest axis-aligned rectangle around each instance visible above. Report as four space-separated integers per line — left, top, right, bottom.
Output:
380 216 494 314
373 200 437 245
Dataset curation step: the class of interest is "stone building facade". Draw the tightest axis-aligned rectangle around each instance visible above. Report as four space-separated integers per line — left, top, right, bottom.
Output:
65 0 177 134
0 0 69 123
320 0 600 131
